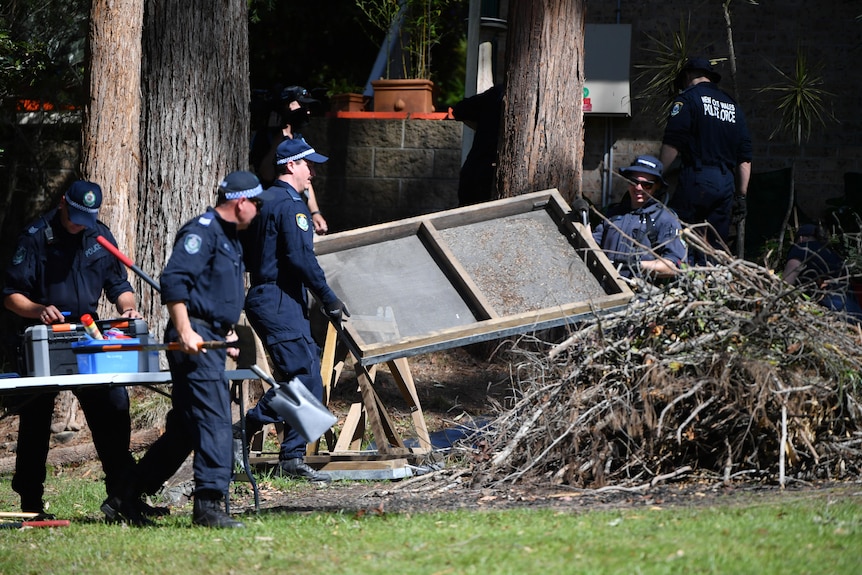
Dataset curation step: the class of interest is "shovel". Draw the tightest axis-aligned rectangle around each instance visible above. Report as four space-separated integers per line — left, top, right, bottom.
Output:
249 364 337 443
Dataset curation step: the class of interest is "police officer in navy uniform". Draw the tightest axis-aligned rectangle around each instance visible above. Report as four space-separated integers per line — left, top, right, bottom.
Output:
251 85 329 234
238 138 348 483
2 180 145 519
451 84 503 206
660 57 752 253
783 223 862 322
102 171 263 528
591 155 687 280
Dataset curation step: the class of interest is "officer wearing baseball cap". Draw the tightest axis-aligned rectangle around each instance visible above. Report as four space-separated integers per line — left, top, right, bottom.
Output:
102 170 262 528
64 180 103 228
236 137 346 483
3 179 143 520
660 56 752 260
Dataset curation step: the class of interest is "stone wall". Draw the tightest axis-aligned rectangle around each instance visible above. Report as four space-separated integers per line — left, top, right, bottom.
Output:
301 117 462 233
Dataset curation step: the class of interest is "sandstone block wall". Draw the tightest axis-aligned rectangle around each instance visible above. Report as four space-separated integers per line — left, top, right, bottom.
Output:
302 117 462 233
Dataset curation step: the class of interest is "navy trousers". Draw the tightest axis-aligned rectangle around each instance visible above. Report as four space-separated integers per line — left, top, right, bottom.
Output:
132 323 231 498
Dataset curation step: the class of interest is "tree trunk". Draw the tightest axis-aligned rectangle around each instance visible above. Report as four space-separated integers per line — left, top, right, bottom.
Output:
138 0 250 340
81 0 145 321
497 0 586 203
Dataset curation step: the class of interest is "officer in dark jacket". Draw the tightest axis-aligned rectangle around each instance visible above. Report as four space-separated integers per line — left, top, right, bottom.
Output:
251 86 328 234
660 57 752 251
2 180 142 518
102 171 263 528
238 138 348 483
451 84 503 206
783 223 862 322
592 156 687 280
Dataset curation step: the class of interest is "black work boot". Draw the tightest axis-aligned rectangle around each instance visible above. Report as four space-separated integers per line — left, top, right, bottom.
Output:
277 457 332 483
21 497 56 521
192 497 245 529
135 498 170 518
101 495 156 527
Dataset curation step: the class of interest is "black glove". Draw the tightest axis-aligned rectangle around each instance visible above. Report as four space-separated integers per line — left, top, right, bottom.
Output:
569 197 590 226
732 194 747 224
324 298 350 325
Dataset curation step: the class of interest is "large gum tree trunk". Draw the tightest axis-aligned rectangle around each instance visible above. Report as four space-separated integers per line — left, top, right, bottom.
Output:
137 0 250 339
81 0 144 321
497 0 586 203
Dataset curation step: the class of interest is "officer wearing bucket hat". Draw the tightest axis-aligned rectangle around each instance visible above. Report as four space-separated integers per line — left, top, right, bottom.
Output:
591 155 687 280
102 171 263 528
660 57 752 256
3 179 144 520
237 138 348 483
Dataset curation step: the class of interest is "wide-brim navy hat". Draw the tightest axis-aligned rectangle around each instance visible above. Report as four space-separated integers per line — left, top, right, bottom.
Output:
619 155 667 187
64 180 102 228
276 138 329 165
218 171 264 201
676 57 721 86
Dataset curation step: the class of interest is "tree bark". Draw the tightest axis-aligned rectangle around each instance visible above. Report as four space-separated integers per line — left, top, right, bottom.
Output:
138 0 250 339
497 0 586 203
81 0 145 321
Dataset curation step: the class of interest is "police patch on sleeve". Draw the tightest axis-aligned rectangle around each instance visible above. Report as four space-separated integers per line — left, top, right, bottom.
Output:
670 102 684 116
11 246 26 266
296 213 310 232
183 234 203 255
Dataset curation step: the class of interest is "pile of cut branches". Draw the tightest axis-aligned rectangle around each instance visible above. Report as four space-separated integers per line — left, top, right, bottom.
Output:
467 234 862 489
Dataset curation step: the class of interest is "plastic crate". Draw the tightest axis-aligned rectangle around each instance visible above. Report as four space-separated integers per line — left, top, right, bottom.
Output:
72 338 141 374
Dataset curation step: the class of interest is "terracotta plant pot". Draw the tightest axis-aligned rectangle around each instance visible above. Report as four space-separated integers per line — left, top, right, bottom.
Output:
330 93 368 113
371 79 434 114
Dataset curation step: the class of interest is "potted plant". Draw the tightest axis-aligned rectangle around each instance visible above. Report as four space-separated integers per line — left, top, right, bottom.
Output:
324 78 369 113
355 0 453 113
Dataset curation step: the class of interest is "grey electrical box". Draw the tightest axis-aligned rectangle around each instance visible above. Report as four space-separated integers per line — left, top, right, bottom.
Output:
584 24 632 117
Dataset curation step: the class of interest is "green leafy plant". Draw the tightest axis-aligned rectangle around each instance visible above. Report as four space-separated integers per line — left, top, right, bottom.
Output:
758 47 837 145
633 14 701 124
355 0 455 80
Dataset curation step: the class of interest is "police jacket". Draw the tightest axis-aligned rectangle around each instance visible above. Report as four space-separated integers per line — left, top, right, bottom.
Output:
786 240 849 296
160 207 245 331
662 81 752 172
240 180 338 324
3 208 133 321
592 199 687 278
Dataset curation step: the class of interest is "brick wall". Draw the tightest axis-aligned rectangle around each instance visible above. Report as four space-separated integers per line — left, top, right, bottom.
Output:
583 0 862 222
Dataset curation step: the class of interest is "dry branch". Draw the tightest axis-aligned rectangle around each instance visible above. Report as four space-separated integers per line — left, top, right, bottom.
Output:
461 240 862 489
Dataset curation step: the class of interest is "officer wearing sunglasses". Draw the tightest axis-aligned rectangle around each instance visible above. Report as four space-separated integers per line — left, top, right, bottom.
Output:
590 155 687 280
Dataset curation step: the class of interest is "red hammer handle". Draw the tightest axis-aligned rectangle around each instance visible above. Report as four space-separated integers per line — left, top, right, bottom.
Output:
96 235 161 293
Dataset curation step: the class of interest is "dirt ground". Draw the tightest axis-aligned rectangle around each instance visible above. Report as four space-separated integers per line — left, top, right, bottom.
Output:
1 345 858 517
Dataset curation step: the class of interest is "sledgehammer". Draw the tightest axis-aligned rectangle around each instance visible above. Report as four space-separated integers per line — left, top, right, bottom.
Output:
96 235 161 292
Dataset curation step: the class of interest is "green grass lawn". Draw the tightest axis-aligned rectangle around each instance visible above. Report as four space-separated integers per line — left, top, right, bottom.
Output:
1 474 859 575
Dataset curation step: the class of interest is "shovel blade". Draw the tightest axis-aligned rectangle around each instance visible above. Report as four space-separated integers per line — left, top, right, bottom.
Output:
264 377 337 443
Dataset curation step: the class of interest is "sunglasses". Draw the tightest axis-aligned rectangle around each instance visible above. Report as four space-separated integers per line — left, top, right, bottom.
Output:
247 196 263 209
631 179 658 190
